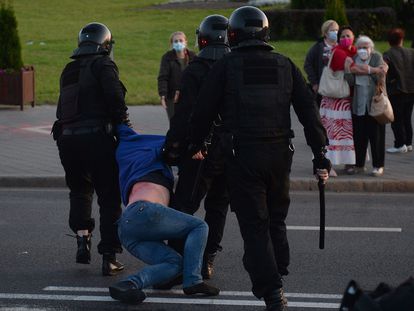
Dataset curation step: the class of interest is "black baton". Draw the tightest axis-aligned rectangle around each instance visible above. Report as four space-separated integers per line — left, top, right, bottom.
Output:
318 178 326 249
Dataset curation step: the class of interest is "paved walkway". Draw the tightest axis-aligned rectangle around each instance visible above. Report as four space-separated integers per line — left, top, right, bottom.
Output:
0 105 413 192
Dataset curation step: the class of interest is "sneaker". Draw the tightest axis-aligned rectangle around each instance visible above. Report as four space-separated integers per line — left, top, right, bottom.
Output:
407 145 413 152
76 234 91 264
372 167 384 177
386 145 408 153
109 280 146 304
102 253 124 276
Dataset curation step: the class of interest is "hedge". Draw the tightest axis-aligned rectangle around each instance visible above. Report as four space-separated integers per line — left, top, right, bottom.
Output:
265 7 397 41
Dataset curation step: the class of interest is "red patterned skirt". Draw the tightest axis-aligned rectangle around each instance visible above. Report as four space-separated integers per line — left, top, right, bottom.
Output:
320 96 355 165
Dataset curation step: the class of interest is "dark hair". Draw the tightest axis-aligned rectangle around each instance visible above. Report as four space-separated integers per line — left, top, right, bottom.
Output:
337 25 353 43
387 28 405 47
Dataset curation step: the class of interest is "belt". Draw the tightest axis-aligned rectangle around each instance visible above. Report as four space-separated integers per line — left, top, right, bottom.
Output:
62 126 103 136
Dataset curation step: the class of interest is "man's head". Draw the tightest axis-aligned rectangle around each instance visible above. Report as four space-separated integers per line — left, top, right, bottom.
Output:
227 6 271 49
71 22 114 59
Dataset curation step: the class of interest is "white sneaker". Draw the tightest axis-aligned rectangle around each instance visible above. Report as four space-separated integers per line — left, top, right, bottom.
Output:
386 145 408 153
407 145 413 152
372 167 384 177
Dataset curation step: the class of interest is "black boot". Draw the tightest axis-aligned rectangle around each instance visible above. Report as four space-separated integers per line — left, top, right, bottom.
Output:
183 282 220 296
201 252 217 279
264 288 288 311
109 280 146 304
102 253 124 276
76 234 91 264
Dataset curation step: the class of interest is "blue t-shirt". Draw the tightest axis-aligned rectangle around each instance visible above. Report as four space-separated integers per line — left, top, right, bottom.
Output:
116 124 174 206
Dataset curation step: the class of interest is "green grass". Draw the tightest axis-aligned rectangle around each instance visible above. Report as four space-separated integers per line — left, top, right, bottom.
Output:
11 0 397 105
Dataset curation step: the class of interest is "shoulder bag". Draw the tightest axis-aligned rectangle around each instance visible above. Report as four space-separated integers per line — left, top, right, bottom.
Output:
369 78 394 124
318 50 350 98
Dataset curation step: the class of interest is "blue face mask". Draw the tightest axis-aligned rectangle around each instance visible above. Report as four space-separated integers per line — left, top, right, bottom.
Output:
327 30 338 42
173 42 186 52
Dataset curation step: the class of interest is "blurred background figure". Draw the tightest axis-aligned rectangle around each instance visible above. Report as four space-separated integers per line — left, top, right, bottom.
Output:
157 31 195 120
345 35 388 177
383 28 414 153
304 19 339 107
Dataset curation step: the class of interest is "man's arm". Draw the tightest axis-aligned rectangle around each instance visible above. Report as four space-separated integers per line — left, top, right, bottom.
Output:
97 57 129 125
189 59 225 151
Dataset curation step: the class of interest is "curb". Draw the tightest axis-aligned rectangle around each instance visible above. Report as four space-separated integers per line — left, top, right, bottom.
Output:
1 176 414 192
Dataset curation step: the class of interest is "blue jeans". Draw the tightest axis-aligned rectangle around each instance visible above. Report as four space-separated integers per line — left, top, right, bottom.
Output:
118 200 208 288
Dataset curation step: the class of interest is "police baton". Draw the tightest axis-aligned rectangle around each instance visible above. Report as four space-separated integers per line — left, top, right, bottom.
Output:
318 178 326 249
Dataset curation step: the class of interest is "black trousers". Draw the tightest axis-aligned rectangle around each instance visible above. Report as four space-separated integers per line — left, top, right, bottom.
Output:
389 93 414 148
171 138 229 254
57 131 122 254
226 140 293 299
352 114 385 168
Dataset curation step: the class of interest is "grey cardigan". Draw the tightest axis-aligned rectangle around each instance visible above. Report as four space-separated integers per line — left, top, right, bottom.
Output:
346 51 384 116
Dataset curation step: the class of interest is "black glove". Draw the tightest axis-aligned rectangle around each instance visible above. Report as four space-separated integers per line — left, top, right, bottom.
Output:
312 148 332 175
162 141 182 166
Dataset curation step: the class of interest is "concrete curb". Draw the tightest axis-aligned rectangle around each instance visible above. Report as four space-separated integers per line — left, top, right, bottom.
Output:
1 176 414 192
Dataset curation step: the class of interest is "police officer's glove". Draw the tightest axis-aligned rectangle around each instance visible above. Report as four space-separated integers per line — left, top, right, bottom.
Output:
312 149 331 183
162 141 181 166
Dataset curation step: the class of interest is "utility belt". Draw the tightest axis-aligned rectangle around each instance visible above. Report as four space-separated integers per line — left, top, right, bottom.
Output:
62 126 105 136
52 119 113 140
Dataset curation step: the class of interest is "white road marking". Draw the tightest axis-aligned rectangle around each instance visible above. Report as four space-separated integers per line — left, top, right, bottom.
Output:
43 286 342 299
21 125 52 135
288 226 402 232
0 293 340 309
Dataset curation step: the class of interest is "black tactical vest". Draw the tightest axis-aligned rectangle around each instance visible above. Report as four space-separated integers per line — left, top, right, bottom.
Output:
220 50 294 139
56 56 109 125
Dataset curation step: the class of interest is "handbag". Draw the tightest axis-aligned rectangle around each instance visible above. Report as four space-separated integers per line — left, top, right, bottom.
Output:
369 79 394 124
318 50 350 98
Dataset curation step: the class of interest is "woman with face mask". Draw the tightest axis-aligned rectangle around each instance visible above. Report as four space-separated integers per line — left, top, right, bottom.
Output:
344 35 388 177
304 20 339 106
158 31 196 120
319 26 357 176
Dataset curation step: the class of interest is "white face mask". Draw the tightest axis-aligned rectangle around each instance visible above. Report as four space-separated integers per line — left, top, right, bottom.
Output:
357 48 369 61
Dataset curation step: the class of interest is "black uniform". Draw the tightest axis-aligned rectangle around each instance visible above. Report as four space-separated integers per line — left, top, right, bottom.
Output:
166 56 229 256
190 45 328 298
54 54 129 255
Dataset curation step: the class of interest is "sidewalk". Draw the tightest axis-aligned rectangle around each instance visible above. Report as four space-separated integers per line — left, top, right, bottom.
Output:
0 105 413 192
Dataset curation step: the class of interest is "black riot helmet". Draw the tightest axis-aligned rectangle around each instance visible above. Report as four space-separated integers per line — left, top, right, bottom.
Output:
227 6 271 50
197 15 228 49
71 22 114 59
196 15 231 61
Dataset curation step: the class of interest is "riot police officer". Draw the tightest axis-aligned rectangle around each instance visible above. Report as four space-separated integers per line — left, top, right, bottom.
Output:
189 7 331 311
52 22 129 276
164 14 231 280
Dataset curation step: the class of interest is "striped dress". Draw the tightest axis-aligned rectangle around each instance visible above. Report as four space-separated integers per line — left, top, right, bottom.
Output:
320 96 355 165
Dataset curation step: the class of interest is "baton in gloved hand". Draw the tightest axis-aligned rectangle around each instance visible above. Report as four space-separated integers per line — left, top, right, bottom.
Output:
318 178 326 249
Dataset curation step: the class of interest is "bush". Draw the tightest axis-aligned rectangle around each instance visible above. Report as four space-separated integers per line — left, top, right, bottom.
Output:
0 1 23 71
265 7 397 41
290 0 324 9
325 0 348 26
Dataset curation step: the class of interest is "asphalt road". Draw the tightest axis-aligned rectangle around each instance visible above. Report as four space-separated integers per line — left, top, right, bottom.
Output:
0 188 413 310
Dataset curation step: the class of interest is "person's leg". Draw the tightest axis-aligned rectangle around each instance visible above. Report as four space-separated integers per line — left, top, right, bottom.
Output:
352 114 369 168
267 143 293 278
402 95 414 147
368 116 385 169
389 94 405 148
119 200 209 288
58 136 95 264
88 133 122 256
226 145 283 299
